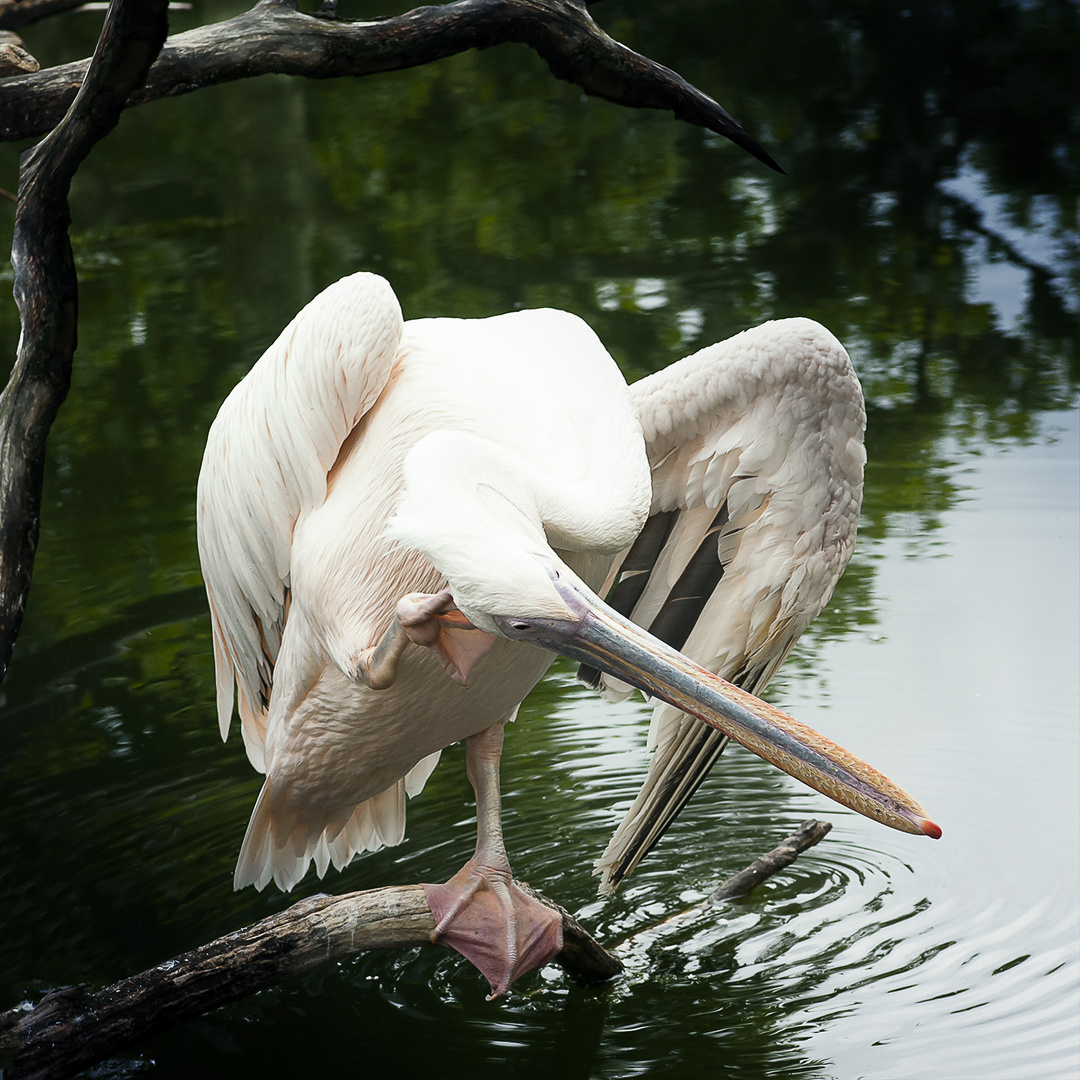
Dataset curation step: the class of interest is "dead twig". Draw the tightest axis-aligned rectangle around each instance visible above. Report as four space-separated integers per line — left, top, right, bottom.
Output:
615 819 833 952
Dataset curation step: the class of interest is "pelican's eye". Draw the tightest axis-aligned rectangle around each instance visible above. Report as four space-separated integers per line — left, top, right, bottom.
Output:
508 620 531 631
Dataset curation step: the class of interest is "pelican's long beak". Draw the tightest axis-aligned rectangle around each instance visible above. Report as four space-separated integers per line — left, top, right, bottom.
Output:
493 575 940 839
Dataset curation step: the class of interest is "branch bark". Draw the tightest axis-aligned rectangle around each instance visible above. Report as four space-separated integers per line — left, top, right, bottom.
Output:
0 883 620 1080
0 0 168 679
710 818 832 900
0 0 781 172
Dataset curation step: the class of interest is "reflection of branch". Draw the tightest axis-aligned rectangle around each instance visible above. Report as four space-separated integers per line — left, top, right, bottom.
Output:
940 190 1063 287
0 0 167 680
0 0 780 172
0 883 619 1080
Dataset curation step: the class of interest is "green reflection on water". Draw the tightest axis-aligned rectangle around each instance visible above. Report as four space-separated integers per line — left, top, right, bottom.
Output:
0 1 1076 1077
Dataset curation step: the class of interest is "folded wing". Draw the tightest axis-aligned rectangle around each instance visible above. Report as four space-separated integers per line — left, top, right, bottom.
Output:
586 317 866 893
196 273 404 771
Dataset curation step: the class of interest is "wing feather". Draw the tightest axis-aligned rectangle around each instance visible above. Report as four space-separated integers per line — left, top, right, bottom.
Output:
197 273 404 771
593 317 866 892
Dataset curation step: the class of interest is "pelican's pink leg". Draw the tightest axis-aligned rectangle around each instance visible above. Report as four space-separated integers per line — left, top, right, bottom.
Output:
423 722 563 998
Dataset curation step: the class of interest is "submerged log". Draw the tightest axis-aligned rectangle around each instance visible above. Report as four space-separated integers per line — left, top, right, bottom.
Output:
0 823 833 1079
0 883 620 1080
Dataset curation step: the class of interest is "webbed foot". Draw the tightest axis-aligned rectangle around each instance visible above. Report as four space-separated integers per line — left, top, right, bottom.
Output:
423 859 564 998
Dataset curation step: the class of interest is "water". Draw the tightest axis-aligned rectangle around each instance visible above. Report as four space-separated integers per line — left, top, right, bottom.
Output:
1 2 1077 1077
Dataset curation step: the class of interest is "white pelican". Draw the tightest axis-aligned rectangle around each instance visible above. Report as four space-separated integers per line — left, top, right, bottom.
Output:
197 272 939 997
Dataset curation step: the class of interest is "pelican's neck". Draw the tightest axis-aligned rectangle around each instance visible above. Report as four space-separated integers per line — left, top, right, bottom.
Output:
386 429 647 630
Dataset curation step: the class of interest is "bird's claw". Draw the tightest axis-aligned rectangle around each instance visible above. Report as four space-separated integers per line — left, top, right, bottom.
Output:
397 591 496 685
396 590 461 646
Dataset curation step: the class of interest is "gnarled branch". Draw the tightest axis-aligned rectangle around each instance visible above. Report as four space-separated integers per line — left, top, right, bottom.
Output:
0 0 168 679
0 823 833 1080
0 0 781 171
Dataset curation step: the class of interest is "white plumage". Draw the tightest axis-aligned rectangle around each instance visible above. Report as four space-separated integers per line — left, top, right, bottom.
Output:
593 319 866 889
197 271 905 921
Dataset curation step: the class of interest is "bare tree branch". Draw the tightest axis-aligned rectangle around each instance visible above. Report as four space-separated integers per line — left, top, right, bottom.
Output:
0 0 168 680
0 0 86 33
709 818 833 899
0 0 781 171
0 883 620 1080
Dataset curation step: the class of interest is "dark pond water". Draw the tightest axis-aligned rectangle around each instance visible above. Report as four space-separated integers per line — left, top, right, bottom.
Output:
1 2 1077 1077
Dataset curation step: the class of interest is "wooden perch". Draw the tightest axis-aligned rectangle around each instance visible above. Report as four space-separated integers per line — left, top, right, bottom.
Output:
0 823 832 1079
0 0 781 171
0 0 168 681
0 883 620 1080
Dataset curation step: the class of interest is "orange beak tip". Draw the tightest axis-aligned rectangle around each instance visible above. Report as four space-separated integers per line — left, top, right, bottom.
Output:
921 818 943 839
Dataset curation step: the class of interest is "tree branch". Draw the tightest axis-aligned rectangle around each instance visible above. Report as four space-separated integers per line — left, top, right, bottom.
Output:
0 824 832 1078
0 883 620 1080
710 818 832 900
0 0 168 680
0 0 781 171
0 0 87 33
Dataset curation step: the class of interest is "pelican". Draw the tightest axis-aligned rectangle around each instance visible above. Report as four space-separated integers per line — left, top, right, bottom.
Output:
197 272 939 997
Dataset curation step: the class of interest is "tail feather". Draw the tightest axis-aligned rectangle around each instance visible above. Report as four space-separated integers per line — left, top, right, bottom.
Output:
595 709 729 895
233 752 442 892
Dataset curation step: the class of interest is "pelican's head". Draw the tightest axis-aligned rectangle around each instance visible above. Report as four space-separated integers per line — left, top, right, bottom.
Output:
491 567 942 842
388 429 939 842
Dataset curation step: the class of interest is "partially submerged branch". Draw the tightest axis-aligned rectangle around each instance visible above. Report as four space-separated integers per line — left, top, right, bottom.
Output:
0 823 832 1079
0 0 781 171
0 883 620 1080
615 820 833 952
710 818 832 900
